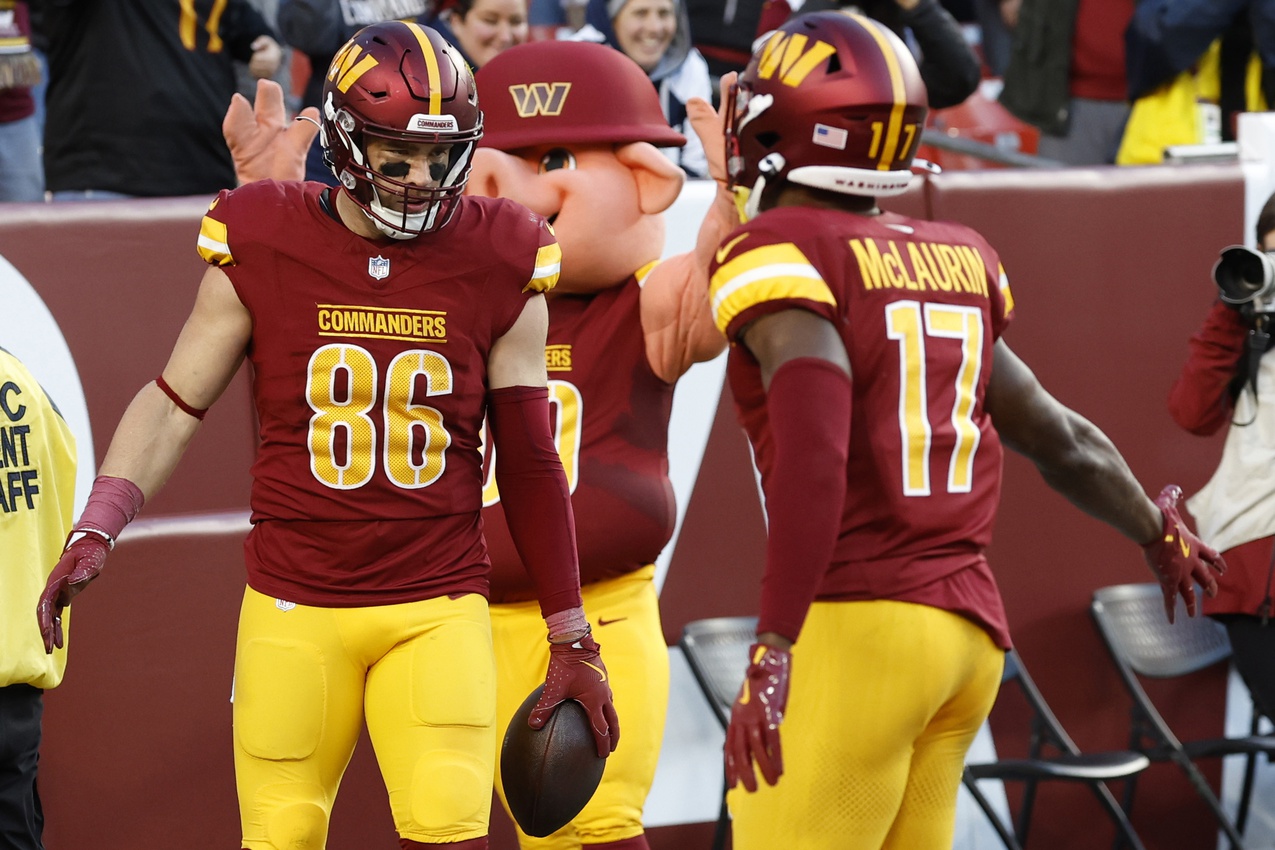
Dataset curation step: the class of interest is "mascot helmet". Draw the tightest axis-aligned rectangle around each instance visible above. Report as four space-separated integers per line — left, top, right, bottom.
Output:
476 40 686 151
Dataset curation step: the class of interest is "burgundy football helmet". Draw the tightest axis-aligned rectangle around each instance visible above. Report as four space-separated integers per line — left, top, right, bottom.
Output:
726 11 928 219
321 21 482 238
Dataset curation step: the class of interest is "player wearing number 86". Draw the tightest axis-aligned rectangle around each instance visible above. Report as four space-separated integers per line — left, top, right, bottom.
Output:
709 11 1227 850
33 20 618 850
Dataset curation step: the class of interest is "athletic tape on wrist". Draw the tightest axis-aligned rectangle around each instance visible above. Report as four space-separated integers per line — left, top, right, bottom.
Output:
73 475 145 546
545 606 589 641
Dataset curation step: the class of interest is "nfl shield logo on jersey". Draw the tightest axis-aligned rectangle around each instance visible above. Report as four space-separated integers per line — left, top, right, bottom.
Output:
368 256 391 280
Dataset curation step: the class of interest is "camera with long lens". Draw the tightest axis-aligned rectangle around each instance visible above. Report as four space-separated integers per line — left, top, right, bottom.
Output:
1212 245 1275 315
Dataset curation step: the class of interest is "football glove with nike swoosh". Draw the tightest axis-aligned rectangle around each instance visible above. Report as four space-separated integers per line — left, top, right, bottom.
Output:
529 629 620 758
1141 484 1226 624
725 642 791 792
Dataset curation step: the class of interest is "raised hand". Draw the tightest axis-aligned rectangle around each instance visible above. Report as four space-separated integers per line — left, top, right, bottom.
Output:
1141 484 1227 623
223 78 320 185
686 72 736 190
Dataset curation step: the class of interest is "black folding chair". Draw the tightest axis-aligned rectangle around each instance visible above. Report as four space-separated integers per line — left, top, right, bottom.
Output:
963 647 1150 850
678 616 757 850
1090 583 1275 850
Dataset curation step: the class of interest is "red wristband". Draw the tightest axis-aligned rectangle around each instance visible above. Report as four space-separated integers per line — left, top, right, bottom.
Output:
487 385 582 617
757 358 852 641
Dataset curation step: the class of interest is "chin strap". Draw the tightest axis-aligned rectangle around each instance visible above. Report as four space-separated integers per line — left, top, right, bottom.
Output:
367 189 429 240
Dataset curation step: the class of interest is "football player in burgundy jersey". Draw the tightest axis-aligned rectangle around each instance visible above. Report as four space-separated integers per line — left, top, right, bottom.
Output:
469 41 733 850
709 12 1227 850
220 40 734 848
35 21 617 850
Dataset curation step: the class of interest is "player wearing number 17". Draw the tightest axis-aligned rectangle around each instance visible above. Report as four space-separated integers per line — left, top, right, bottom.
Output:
33 20 617 850
709 11 1227 850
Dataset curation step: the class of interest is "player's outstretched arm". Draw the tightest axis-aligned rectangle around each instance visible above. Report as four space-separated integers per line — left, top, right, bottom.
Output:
488 296 620 758
36 266 252 652
985 339 1225 622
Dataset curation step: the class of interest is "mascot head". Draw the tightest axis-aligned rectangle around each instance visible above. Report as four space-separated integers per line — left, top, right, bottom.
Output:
469 40 689 292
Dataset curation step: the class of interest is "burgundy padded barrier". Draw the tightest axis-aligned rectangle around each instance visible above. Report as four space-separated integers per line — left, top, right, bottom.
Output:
927 162 1244 849
8 163 1254 849
0 198 256 514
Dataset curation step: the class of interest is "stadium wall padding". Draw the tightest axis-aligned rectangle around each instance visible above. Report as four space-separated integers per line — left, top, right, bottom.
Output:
0 162 1245 849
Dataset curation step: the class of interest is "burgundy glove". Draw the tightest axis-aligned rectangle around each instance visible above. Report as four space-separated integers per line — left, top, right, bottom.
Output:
36 475 145 653
529 630 620 758
725 642 791 792
1141 484 1227 624
37 529 111 653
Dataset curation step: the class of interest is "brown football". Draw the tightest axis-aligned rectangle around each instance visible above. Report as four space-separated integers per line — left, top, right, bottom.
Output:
500 684 607 837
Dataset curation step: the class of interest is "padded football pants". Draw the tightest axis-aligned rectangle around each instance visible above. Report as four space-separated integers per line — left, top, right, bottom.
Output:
728 600 1003 850
233 588 497 849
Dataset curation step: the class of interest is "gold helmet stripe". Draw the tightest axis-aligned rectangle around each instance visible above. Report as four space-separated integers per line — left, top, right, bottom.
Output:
403 21 443 114
847 12 907 171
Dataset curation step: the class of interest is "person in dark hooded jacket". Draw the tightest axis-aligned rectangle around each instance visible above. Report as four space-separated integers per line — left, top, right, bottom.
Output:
788 0 981 109
573 0 712 177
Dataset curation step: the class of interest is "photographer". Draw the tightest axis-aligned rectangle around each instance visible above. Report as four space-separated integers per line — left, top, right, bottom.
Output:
1169 191 1275 722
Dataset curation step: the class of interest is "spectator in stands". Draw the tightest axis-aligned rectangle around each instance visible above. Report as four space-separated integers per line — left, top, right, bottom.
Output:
573 0 712 177
1117 0 1275 164
0 346 77 850
763 0 982 110
975 0 1014 76
999 0 1134 165
34 0 282 199
0 1 42 202
234 0 293 111
429 0 530 69
685 0 763 95
526 0 588 36
1167 191 1275 723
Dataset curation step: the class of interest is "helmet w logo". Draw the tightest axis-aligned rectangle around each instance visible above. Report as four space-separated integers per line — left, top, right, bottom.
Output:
509 83 572 118
756 33 836 87
328 42 379 93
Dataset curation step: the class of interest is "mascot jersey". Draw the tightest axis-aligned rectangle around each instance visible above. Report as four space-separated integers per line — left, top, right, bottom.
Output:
711 206 1015 649
197 179 561 607
482 275 675 602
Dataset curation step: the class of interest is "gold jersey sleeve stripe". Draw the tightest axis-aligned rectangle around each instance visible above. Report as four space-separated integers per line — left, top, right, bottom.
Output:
997 263 1014 317
710 243 834 333
196 216 234 266
526 242 563 292
634 259 660 285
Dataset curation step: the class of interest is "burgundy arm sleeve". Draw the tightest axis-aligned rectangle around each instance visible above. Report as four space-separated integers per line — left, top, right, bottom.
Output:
1167 301 1247 436
756 358 852 642
487 385 583 617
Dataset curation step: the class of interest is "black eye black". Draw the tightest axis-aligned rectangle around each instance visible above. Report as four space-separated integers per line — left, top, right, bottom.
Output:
538 148 576 173
381 162 410 179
